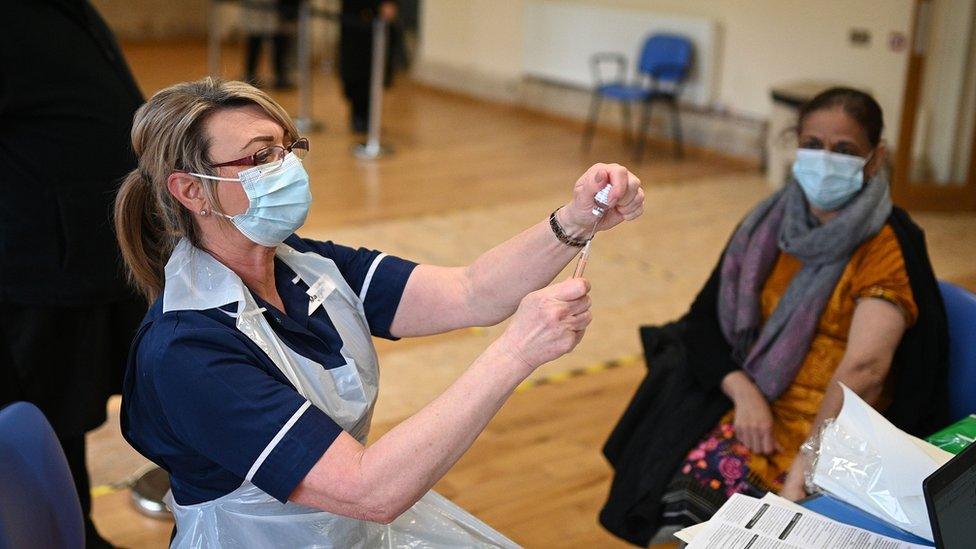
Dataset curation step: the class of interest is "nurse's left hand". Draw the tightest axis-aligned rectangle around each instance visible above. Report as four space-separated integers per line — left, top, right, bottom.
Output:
557 163 644 237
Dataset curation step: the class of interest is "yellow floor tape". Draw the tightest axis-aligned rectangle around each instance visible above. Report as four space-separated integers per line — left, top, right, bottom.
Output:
514 353 641 393
91 482 128 498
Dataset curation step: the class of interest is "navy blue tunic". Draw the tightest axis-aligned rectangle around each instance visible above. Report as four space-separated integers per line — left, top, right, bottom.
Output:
122 235 416 505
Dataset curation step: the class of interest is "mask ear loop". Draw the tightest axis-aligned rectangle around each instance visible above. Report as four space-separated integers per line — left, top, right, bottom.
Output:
185 172 237 221
187 172 241 182
859 148 878 179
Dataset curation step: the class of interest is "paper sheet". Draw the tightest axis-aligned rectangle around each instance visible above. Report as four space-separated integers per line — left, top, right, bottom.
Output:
812 385 952 541
681 493 930 549
674 494 804 544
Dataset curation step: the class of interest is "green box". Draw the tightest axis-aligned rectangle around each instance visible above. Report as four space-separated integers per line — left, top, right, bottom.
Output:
926 414 976 455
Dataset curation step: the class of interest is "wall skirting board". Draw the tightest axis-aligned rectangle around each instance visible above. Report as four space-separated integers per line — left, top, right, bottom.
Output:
413 59 766 165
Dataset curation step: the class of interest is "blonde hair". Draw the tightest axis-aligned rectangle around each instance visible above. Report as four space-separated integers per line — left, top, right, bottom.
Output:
114 78 299 302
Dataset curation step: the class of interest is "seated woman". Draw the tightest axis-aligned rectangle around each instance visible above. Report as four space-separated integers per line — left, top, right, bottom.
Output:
599 88 949 546
115 79 644 547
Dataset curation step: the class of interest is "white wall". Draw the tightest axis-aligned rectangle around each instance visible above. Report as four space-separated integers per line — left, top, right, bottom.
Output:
418 0 916 143
419 1 524 82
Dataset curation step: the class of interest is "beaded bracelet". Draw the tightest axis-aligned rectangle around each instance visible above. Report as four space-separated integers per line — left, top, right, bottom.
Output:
549 208 588 248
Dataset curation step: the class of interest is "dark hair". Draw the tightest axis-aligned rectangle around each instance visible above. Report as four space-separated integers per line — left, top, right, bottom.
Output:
797 87 884 147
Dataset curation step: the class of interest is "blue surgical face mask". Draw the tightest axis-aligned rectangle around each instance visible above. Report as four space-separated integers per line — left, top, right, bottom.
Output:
791 148 872 211
190 152 312 246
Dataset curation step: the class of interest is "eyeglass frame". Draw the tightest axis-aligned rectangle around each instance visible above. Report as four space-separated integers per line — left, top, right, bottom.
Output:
206 137 310 170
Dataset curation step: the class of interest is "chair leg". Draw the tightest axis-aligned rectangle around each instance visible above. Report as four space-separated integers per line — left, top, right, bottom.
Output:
635 100 652 162
620 101 633 146
670 98 684 159
581 92 603 152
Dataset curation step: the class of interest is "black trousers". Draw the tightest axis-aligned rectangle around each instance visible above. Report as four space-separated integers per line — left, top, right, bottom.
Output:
245 33 292 84
0 297 146 547
343 77 372 127
340 21 399 129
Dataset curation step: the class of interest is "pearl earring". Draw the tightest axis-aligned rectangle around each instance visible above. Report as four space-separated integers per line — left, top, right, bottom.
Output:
199 209 209 216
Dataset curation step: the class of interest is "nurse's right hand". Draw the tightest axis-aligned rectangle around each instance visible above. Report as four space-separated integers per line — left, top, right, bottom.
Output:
496 278 592 376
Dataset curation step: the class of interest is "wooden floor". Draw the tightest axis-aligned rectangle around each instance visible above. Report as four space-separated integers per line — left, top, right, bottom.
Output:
87 41 976 548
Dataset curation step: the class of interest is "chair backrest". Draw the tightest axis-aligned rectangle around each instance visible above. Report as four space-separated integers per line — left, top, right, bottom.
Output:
938 281 976 422
0 402 84 549
638 33 694 83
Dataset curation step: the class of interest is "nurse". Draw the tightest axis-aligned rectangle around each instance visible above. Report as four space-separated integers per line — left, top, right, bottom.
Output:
114 78 644 547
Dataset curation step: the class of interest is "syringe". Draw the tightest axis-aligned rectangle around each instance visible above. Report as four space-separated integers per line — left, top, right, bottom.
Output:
572 183 612 278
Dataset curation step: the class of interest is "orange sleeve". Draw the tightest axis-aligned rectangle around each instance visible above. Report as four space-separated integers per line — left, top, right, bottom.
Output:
849 225 918 326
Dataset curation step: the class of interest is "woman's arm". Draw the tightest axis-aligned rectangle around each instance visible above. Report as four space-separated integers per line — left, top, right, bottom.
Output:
389 163 643 338
290 279 592 522
780 297 908 499
721 370 780 455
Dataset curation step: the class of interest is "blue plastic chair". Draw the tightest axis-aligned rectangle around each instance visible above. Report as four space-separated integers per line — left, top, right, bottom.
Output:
938 280 976 421
0 402 84 549
581 33 694 161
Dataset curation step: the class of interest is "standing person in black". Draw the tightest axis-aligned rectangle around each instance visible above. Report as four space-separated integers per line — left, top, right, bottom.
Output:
242 0 299 89
0 1 145 546
340 0 399 133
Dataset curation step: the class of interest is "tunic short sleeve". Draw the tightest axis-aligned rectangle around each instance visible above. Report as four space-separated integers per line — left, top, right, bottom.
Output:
142 321 343 503
287 236 417 339
848 225 918 326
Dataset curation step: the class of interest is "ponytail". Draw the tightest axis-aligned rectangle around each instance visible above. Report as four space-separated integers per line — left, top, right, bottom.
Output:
114 169 171 302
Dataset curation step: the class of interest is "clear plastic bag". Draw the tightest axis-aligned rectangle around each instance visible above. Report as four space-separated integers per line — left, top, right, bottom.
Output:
802 417 918 529
799 417 829 497
167 486 519 549
799 388 949 543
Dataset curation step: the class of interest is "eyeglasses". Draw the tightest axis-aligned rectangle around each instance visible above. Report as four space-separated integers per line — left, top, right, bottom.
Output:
210 137 310 170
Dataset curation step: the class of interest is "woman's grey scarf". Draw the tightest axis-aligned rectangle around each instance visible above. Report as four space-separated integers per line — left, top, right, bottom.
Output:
717 174 892 400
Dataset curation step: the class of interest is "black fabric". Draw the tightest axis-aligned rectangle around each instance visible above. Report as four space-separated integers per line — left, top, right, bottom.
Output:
881 207 949 435
0 6 144 543
0 298 146 436
600 321 732 547
339 0 401 124
660 467 767 529
0 0 143 306
599 207 949 546
58 434 113 548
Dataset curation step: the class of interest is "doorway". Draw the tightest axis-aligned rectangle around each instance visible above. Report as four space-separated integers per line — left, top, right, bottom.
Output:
893 0 976 210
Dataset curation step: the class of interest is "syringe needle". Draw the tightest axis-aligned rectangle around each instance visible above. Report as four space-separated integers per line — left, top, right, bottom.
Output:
572 183 611 279
573 217 601 278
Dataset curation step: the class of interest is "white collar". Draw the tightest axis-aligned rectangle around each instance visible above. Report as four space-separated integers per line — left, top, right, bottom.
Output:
162 239 332 315
162 239 251 314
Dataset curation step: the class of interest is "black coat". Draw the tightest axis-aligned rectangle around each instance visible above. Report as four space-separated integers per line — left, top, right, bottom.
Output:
599 206 949 546
0 0 143 306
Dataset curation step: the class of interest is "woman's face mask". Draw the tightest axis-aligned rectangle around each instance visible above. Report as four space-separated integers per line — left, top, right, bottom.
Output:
791 148 873 211
190 152 313 246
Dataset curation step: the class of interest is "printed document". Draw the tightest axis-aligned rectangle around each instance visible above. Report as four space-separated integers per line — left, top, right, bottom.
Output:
681 493 929 549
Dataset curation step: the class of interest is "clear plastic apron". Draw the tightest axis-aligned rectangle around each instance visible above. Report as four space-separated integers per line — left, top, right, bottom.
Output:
160 239 518 548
